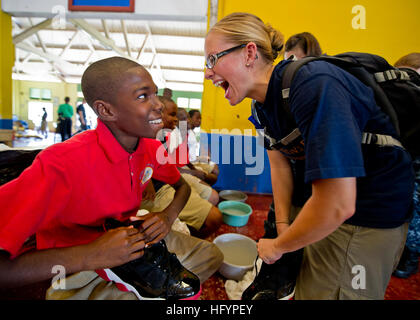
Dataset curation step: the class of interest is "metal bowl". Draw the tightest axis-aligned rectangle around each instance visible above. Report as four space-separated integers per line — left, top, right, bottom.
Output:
219 190 248 202
213 233 257 281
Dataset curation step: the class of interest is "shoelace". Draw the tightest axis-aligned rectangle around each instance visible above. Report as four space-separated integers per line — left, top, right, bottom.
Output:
253 255 261 279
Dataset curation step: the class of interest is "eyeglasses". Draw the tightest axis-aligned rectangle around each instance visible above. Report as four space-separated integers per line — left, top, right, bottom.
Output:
205 44 246 69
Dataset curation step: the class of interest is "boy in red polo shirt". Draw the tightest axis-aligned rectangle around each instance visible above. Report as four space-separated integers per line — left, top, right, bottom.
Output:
0 57 222 300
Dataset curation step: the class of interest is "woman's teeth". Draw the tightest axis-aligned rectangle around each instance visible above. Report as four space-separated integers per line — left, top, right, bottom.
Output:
149 118 162 124
214 80 224 87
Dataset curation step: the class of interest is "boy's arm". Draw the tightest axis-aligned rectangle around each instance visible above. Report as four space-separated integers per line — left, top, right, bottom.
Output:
178 163 206 180
0 226 146 288
139 176 191 246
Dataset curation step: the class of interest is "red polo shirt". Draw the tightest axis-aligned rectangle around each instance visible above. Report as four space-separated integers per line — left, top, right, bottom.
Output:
0 120 180 257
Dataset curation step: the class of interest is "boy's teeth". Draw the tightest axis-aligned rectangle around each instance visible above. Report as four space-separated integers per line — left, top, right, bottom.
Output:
149 118 162 124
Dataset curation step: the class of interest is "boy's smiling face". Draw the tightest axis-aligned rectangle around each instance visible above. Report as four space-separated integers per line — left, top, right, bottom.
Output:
111 66 164 143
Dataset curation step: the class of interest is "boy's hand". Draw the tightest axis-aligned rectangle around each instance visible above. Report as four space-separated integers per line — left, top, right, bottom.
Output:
142 182 156 201
133 213 171 246
84 226 146 270
191 169 207 181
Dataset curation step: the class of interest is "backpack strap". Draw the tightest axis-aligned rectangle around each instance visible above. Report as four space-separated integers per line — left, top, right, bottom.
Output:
374 69 411 83
281 56 319 126
361 132 404 149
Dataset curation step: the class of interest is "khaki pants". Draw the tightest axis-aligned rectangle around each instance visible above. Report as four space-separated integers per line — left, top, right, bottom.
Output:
295 222 408 300
142 182 212 231
46 230 223 300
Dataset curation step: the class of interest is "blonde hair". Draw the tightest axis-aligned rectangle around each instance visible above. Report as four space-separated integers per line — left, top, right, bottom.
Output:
208 12 284 62
394 53 420 70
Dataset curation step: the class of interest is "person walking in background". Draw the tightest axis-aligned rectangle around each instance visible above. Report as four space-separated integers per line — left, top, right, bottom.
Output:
76 99 88 131
284 32 323 60
57 97 73 141
40 107 48 138
392 53 420 278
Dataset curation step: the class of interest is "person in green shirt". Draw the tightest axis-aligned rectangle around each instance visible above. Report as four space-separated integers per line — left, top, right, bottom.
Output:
57 97 74 141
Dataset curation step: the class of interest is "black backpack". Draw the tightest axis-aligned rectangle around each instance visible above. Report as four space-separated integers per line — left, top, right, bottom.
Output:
0 149 41 186
280 52 420 158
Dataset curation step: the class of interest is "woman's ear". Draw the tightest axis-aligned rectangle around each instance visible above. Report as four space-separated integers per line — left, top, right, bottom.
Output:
245 42 258 67
92 100 117 121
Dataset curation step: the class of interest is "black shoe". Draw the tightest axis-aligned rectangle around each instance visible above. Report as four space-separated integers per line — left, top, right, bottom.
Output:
393 246 419 279
242 202 302 300
96 218 201 300
241 250 302 300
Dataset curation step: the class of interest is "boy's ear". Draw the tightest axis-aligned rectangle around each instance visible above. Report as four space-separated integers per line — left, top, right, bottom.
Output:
93 100 117 121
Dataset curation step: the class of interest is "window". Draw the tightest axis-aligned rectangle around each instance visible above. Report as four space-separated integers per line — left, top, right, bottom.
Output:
176 97 202 110
189 98 202 110
177 97 190 109
29 88 52 100
41 89 52 100
29 88 41 99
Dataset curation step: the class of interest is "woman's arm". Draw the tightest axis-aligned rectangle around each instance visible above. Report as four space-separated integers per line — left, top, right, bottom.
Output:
258 177 356 264
267 150 294 235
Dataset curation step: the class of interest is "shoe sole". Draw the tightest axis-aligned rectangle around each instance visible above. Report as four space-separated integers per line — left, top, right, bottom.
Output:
279 287 295 300
96 269 201 300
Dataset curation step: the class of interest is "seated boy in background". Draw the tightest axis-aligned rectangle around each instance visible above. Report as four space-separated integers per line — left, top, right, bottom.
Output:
141 97 223 239
0 57 222 300
184 109 219 185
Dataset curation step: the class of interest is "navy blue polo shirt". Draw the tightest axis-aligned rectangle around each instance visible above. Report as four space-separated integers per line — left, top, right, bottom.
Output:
252 60 414 228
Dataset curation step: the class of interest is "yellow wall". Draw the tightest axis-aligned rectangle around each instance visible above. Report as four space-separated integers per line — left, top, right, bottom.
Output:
12 80 78 123
0 0 14 127
202 0 420 133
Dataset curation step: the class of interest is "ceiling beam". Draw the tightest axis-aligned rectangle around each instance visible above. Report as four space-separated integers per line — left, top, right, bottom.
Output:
136 33 149 60
59 30 80 57
39 26 205 39
15 42 76 72
12 18 53 44
101 19 110 39
29 43 204 57
28 18 47 53
69 18 132 60
144 22 166 86
19 59 204 73
120 20 131 57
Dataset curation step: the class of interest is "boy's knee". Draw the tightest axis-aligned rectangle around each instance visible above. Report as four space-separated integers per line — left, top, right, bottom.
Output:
207 206 223 228
207 189 219 206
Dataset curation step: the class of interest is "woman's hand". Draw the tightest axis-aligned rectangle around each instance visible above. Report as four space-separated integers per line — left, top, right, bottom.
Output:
257 238 283 265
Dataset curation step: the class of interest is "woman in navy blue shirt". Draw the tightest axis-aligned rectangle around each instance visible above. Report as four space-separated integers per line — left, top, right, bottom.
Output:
204 12 414 299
